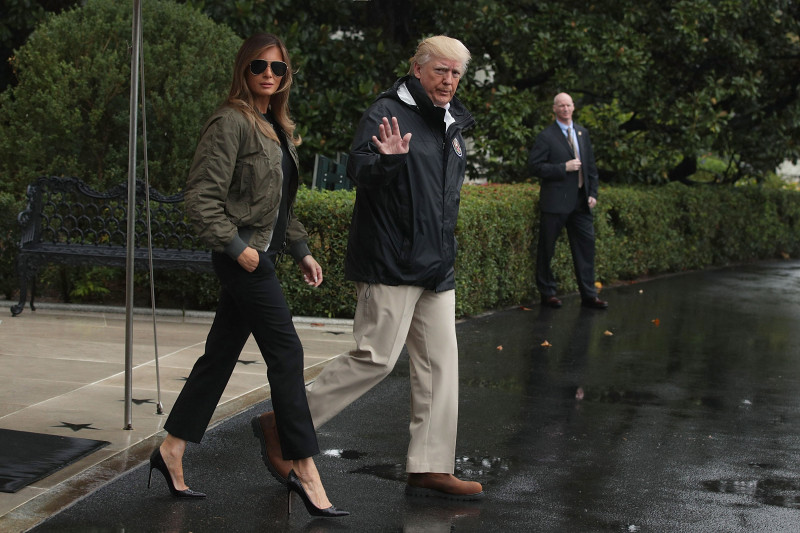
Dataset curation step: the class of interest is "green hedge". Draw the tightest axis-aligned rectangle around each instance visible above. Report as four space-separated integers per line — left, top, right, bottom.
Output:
2 183 799 317
276 183 537 318
594 184 800 286
275 182 800 318
0 193 23 299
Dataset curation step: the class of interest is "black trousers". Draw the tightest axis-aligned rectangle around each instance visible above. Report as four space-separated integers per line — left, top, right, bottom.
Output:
536 188 597 300
164 251 319 460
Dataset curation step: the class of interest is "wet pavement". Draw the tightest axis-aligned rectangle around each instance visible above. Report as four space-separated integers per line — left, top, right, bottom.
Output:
23 260 800 531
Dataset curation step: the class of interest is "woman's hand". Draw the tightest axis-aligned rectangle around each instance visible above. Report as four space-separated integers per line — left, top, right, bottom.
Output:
237 248 260 272
299 255 323 287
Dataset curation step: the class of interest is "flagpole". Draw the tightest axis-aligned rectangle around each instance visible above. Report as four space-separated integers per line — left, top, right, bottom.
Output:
124 0 142 430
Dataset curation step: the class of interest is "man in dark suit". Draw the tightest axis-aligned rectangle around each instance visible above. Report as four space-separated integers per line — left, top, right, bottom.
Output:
528 92 608 309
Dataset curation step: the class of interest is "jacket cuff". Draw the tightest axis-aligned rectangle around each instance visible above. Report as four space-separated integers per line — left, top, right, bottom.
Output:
223 235 248 261
380 152 406 171
287 239 311 263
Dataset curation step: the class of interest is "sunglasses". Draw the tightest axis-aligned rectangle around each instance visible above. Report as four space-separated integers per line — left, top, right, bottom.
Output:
249 60 288 77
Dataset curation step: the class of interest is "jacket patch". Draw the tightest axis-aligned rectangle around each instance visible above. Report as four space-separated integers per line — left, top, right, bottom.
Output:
452 138 463 158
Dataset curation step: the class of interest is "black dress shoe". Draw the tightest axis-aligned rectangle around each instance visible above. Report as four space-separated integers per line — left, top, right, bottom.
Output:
540 295 562 308
581 297 608 309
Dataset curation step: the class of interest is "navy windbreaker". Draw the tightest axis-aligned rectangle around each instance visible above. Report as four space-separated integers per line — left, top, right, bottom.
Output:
344 75 475 292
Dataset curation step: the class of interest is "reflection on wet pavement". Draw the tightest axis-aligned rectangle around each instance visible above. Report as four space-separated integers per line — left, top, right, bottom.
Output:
703 478 800 509
323 449 367 460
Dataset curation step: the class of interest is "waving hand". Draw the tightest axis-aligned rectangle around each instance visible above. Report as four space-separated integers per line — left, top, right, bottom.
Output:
372 116 412 154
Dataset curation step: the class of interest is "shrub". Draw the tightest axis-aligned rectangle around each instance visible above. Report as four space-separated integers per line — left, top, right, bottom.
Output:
0 0 240 195
0 192 24 299
5 182 800 317
454 184 537 317
276 187 356 318
272 182 800 317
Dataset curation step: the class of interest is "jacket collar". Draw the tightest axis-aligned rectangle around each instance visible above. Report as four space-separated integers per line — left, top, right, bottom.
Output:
381 75 474 131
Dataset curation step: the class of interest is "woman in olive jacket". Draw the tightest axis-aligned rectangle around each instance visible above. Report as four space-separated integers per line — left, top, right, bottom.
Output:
147 33 347 518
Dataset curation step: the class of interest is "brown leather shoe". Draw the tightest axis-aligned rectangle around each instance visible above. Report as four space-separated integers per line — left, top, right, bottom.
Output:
251 412 292 485
541 295 562 308
581 296 609 309
405 473 484 501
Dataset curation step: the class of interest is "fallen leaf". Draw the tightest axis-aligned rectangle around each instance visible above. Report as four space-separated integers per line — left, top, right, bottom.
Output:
496 345 503 351
651 318 660 326
520 306 532 311
595 281 603 289
310 322 325 327
541 340 552 347
604 330 613 336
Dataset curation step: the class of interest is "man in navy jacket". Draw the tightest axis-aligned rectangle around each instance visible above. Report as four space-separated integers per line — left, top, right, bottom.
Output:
528 92 608 309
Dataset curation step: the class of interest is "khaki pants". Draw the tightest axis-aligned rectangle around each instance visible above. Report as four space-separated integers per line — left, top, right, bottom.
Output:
306 282 459 473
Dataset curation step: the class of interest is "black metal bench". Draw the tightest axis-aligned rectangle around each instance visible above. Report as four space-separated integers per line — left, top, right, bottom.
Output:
11 176 211 316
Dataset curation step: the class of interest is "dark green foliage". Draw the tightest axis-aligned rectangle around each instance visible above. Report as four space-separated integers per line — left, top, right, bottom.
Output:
454 184 537 317
5 183 800 317
276 187 357 318
442 0 800 185
0 193 24 299
0 0 241 194
3 0 799 191
592 184 800 292
278 183 800 317
0 0 81 90
183 0 799 184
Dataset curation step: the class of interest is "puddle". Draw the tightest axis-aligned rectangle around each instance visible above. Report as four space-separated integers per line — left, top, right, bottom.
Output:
350 462 407 483
350 456 511 484
455 455 511 480
323 449 366 460
702 478 800 509
578 386 661 406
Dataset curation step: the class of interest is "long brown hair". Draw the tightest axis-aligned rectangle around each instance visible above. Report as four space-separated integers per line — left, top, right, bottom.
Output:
227 33 300 146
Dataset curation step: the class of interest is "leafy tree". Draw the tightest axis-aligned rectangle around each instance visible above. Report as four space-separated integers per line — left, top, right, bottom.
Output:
2 0 798 189
186 0 799 185
427 0 800 184
0 1 81 91
0 0 240 194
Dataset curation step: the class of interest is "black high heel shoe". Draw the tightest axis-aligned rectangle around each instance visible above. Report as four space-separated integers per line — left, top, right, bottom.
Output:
148 448 206 498
287 470 349 518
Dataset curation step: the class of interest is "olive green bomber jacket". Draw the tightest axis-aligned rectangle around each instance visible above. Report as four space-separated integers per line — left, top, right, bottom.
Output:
184 105 310 263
